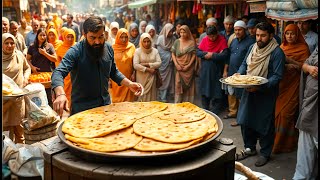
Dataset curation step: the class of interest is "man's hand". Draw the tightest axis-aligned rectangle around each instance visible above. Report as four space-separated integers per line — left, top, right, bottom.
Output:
128 82 144 96
52 86 69 118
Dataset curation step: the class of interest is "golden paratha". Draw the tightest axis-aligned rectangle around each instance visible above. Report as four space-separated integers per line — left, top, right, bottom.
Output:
134 138 202 152
62 111 138 138
151 102 206 123
65 127 143 152
133 116 209 143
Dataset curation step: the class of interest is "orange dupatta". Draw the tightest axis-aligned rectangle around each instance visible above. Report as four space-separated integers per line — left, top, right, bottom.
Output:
111 28 136 102
55 28 76 108
47 28 63 52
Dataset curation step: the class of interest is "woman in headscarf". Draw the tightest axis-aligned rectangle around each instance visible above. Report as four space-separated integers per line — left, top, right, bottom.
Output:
273 24 311 154
104 25 113 45
47 28 63 52
109 21 119 45
55 28 76 109
2 33 31 143
133 33 162 102
59 27 67 41
171 25 197 103
46 21 56 31
196 26 229 113
139 20 147 34
26 28 57 107
156 23 176 102
111 28 136 102
129 23 140 48
146 24 158 48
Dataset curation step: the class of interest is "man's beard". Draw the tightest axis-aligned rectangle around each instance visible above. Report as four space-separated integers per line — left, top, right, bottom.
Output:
85 39 105 62
257 39 271 49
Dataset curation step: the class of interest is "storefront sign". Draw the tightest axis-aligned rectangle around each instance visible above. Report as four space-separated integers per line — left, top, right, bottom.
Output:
248 1 266 13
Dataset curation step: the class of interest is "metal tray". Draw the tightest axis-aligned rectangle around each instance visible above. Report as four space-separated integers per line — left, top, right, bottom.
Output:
220 76 268 88
3 89 30 100
57 109 223 162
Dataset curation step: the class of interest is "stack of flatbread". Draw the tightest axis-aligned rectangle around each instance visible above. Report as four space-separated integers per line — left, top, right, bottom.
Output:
224 74 263 85
62 102 218 153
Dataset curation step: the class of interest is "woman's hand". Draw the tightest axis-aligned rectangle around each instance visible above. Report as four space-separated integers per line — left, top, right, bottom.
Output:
31 65 40 73
38 48 47 55
307 65 318 79
204 52 213 60
130 72 136 82
147 68 156 74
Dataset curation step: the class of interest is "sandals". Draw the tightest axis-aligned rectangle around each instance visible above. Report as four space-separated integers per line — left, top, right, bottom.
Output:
235 148 257 161
223 114 236 119
230 120 239 127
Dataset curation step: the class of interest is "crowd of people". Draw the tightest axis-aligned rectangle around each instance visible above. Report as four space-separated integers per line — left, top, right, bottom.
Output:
2 10 318 179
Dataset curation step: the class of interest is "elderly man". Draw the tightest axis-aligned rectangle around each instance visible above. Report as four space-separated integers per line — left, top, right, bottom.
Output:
298 20 318 53
25 20 40 47
220 15 235 46
62 14 81 42
18 18 32 39
234 22 285 167
223 20 255 126
198 17 218 44
2 17 10 33
9 21 28 55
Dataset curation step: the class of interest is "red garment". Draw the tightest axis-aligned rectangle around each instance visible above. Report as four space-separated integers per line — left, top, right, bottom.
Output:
198 35 228 53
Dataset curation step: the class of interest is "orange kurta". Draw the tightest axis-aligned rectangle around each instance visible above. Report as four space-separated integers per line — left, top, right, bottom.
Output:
55 29 76 108
111 28 136 102
273 24 311 153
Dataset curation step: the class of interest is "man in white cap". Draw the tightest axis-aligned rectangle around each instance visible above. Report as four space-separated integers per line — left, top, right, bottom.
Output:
223 20 255 126
198 17 218 44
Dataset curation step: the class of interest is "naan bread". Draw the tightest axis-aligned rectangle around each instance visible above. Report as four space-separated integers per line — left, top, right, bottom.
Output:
134 138 202 152
62 111 138 138
133 116 209 143
225 74 262 85
151 102 206 123
65 127 143 152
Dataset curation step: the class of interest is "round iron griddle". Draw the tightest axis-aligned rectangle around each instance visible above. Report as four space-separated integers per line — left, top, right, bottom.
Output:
57 109 223 162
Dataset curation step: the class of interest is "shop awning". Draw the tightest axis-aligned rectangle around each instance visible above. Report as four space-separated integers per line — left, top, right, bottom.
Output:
266 8 318 22
128 0 157 9
201 0 245 5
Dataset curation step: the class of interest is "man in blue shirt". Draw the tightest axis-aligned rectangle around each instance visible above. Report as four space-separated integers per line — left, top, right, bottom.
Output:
235 22 285 167
25 20 40 47
51 16 143 117
297 20 318 53
223 20 255 126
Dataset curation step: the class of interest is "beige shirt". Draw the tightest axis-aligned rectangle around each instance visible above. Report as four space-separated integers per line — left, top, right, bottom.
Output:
18 25 32 40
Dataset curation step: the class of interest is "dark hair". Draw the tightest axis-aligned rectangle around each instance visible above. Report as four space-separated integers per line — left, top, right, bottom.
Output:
256 22 275 35
206 26 218 35
83 16 104 34
67 14 73 20
175 19 185 27
34 28 48 49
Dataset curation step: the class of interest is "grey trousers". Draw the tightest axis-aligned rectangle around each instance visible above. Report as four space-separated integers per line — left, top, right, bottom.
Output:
293 130 318 180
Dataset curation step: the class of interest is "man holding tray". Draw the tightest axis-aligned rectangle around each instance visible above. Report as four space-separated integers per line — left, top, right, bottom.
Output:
234 22 285 167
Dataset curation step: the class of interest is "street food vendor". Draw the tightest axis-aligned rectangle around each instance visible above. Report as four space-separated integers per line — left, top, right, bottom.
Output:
51 16 143 117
